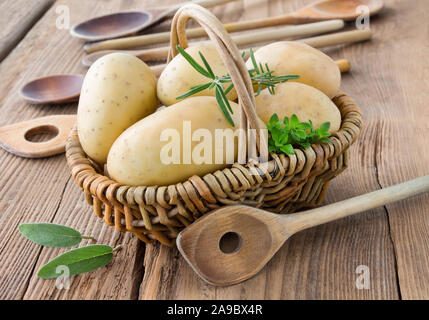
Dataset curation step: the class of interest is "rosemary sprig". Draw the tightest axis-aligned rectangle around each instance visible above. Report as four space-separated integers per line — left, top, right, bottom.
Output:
176 46 299 126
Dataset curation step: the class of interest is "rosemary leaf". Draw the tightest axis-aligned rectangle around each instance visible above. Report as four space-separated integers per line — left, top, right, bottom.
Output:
176 46 211 78
199 51 215 79
176 82 212 100
215 85 235 127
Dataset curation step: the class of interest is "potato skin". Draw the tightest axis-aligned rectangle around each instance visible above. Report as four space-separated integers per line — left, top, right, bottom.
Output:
247 41 341 99
157 43 237 106
255 82 341 133
107 96 265 186
77 53 157 164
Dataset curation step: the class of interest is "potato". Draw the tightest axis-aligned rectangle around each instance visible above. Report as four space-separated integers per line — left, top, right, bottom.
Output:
77 53 158 164
246 41 341 98
157 43 237 106
255 82 341 133
107 96 266 186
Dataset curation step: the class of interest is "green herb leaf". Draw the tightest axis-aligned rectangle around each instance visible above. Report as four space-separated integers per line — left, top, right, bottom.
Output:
215 85 235 127
19 223 93 248
199 51 215 79
176 46 211 78
267 113 332 156
280 144 295 155
176 82 212 100
249 48 259 72
37 245 114 279
175 46 300 125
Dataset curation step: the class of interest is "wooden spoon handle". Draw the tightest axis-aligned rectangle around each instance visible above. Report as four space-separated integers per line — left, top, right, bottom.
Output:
138 29 370 61
285 175 429 234
298 29 372 48
163 0 234 18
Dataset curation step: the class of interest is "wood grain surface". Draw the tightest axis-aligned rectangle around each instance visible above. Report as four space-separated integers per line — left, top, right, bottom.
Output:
0 0 54 62
0 0 427 300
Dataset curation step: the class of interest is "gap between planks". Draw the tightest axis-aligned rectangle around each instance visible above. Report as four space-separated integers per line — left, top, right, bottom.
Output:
0 0 54 62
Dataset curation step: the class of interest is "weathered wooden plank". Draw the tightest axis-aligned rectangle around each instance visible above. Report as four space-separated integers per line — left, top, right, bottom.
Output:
371 0 429 300
1 0 427 300
0 0 53 61
0 0 164 300
139 0 400 299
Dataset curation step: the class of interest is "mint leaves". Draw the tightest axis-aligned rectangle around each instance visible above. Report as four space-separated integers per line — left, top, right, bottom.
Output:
267 113 332 155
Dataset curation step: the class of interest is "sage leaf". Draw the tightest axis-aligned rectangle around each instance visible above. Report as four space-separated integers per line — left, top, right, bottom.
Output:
19 223 90 248
37 245 114 279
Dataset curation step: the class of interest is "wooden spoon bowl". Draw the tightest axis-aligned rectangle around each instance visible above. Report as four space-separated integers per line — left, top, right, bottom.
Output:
177 175 429 286
20 74 83 104
70 0 234 42
71 11 152 41
298 0 384 21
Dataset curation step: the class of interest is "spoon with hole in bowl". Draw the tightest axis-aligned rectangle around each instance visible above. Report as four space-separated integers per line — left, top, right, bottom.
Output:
70 0 234 42
84 0 383 53
177 175 429 286
19 58 351 105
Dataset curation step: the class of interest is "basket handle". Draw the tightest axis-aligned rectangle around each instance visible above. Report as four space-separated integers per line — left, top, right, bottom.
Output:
167 4 267 164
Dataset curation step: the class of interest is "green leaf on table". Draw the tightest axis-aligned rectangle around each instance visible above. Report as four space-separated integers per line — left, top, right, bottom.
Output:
37 245 114 279
19 223 90 248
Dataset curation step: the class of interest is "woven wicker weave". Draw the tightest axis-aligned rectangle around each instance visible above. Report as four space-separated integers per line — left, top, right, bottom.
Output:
66 4 362 247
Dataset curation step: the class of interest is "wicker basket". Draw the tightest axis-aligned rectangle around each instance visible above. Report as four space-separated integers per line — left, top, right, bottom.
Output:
66 4 362 247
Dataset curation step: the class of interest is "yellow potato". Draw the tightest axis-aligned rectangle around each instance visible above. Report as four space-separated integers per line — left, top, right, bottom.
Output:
247 41 341 98
255 82 341 133
107 96 266 186
77 53 158 164
157 43 237 106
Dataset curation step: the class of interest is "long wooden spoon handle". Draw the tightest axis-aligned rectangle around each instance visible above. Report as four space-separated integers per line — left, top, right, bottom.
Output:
163 0 234 18
84 19 345 53
232 20 345 46
139 29 371 61
286 175 429 233
298 29 372 48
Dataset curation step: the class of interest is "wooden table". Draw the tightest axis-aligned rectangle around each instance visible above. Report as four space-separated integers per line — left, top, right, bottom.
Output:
0 0 428 300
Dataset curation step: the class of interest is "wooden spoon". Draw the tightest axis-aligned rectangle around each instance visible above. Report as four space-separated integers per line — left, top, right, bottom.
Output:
177 175 429 286
84 0 383 53
70 0 234 42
